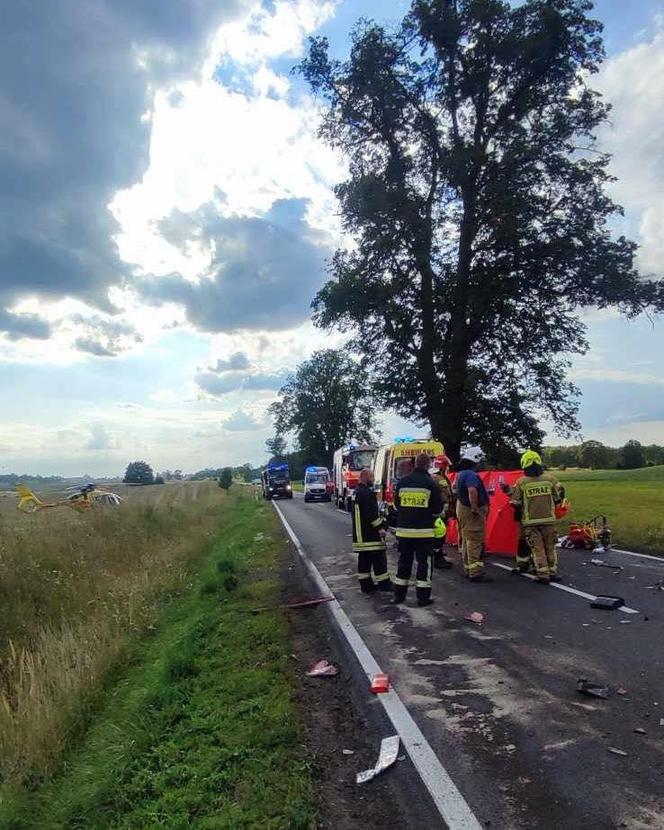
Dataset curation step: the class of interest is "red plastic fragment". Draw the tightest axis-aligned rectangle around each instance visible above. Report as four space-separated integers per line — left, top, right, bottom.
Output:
370 673 390 694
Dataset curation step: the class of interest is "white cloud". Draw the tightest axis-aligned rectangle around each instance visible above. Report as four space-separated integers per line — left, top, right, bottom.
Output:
596 21 664 273
569 367 664 385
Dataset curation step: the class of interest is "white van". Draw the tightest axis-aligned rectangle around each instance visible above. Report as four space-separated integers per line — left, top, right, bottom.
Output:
303 466 332 503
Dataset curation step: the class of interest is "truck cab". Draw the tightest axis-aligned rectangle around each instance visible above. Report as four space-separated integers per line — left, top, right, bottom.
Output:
303 466 332 503
332 444 377 511
261 464 293 500
373 439 445 526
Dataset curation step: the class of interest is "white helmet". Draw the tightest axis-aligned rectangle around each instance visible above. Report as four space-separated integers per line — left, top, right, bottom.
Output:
460 447 483 463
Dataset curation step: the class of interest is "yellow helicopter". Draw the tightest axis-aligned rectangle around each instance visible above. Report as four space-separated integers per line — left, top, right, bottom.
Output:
17 483 124 514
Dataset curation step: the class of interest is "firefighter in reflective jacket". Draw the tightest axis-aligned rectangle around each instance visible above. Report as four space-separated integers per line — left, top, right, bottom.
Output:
352 468 394 593
393 453 444 607
432 454 453 569
509 450 564 584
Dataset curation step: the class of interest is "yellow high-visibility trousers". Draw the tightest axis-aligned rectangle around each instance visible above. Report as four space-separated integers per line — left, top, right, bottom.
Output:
456 503 488 579
524 525 558 578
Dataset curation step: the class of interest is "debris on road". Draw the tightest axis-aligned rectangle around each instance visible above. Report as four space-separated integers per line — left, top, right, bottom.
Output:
634 727 646 734
660 718 664 727
590 559 624 571
465 611 485 625
590 595 625 610
306 659 338 678
356 736 400 784
342 749 355 755
608 747 628 757
616 687 628 696
285 596 334 610
253 595 335 613
577 679 610 699
370 673 390 694
620 620 632 624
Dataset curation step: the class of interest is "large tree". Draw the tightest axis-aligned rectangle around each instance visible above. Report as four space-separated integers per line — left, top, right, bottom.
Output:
269 349 377 466
123 460 154 485
300 0 663 461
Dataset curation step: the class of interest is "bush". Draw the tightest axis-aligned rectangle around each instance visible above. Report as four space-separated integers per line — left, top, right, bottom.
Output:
218 468 233 491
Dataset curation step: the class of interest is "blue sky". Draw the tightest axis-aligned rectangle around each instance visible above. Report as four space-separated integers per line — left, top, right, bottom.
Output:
1 0 664 476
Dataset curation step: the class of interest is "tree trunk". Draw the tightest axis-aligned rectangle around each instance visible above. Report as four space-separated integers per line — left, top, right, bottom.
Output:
435 184 477 462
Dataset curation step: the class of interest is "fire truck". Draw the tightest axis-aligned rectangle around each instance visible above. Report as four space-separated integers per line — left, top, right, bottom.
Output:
372 438 445 525
332 443 377 511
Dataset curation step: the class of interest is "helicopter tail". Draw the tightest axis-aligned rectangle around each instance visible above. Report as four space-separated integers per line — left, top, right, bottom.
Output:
16 485 42 513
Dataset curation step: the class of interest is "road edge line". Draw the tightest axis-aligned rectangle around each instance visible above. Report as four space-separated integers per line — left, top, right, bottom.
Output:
272 500 483 830
611 547 664 563
490 562 639 614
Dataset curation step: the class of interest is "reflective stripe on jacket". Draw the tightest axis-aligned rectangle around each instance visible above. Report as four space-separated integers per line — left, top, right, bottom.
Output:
395 469 443 539
511 473 561 527
352 483 386 552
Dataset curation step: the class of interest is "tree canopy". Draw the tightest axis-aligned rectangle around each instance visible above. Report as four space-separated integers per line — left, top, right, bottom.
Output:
123 461 154 485
269 349 377 466
300 0 663 461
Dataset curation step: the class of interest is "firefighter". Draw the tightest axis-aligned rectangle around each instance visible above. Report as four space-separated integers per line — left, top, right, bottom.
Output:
431 454 453 569
508 450 564 584
455 451 492 582
393 453 444 607
352 468 393 593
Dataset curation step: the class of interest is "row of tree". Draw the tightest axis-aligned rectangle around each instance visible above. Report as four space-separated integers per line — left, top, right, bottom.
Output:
543 440 664 470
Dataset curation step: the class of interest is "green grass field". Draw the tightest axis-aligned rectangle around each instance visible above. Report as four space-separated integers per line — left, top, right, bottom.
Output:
0 488 314 829
557 466 664 553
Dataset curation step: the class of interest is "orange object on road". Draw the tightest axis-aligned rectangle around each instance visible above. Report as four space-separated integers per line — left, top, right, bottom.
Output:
370 673 390 694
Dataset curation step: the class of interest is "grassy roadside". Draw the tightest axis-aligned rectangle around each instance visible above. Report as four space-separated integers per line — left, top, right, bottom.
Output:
557 467 664 552
0 493 314 829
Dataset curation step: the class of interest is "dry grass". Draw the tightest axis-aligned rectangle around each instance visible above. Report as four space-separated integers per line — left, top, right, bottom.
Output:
0 481 227 788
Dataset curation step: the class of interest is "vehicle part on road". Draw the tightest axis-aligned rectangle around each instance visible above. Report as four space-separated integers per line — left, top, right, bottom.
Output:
561 515 612 551
577 679 610 699
356 735 400 784
590 559 624 571
370 673 390 694
608 747 628 757
306 659 339 677
590 595 625 610
465 611 485 625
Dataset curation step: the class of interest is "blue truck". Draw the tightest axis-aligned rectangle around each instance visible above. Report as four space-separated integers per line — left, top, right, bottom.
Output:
260 463 293 500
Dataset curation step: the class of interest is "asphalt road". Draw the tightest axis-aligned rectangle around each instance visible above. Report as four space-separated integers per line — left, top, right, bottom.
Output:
278 492 664 830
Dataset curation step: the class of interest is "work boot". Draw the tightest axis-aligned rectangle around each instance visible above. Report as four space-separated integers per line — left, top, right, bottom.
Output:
376 578 394 591
417 597 435 607
469 574 493 583
433 550 452 570
534 576 550 585
393 587 407 604
549 574 562 583
360 579 378 594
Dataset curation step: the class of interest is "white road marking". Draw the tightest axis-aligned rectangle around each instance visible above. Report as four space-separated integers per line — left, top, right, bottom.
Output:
272 501 483 830
490 562 640 614
610 547 664 564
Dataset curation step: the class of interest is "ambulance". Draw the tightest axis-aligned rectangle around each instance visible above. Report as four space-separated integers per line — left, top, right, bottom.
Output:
303 466 332 503
332 443 377 511
372 438 445 525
